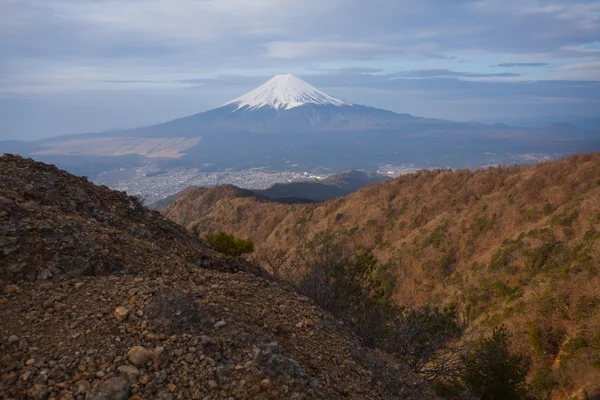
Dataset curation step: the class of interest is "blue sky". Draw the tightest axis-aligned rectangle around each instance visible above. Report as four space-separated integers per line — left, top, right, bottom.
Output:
1 0 600 140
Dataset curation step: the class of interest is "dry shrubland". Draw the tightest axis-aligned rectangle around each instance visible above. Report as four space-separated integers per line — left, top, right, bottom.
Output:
164 153 600 399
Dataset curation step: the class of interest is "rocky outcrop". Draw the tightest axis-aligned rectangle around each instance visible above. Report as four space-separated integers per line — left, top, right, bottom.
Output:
0 155 434 399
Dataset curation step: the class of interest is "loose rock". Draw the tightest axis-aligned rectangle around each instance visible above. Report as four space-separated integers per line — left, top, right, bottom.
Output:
114 306 130 322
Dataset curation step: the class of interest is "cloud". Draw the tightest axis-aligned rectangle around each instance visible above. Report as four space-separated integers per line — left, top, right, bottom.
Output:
265 41 452 60
308 66 385 74
391 69 521 78
1 0 600 139
491 63 549 68
556 61 600 80
559 62 600 71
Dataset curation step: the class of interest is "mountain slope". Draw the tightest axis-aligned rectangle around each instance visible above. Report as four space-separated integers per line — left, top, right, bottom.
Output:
258 170 390 202
163 153 600 398
0 154 434 400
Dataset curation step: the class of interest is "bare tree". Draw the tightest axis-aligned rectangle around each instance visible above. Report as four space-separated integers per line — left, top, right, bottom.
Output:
255 248 290 278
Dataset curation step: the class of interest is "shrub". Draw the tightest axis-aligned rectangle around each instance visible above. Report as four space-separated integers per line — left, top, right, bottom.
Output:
294 230 463 382
550 210 579 227
205 231 254 257
438 251 457 276
530 366 554 400
543 203 554 216
424 222 447 249
459 326 531 400
489 237 524 271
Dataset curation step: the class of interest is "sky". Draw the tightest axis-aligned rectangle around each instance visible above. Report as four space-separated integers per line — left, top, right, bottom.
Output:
1 0 600 140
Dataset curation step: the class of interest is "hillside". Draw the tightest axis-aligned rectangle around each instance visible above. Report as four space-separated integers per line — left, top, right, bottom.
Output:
0 155 433 400
149 170 388 210
164 153 600 399
259 170 390 202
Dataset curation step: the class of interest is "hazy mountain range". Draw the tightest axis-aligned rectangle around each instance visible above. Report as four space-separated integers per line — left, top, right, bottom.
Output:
2 74 599 178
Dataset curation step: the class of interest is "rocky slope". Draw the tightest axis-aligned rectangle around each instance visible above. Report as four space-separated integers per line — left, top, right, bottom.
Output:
0 155 434 400
163 153 600 399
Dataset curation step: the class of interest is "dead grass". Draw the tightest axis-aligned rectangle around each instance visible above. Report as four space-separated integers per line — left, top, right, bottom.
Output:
164 153 600 398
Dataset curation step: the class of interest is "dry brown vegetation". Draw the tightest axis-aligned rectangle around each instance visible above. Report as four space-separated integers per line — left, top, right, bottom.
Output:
164 153 600 399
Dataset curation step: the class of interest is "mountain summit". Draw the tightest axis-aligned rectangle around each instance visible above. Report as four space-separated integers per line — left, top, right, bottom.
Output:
225 74 352 111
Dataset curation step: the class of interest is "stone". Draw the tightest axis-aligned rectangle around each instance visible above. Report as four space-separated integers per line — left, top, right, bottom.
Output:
74 379 91 394
207 380 218 390
200 335 215 346
90 377 131 400
214 320 226 329
267 342 280 354
5 285 19 294
27 383 49 399
1 354 13 366
259 379 271 390
8 334 19 344
21 370 32 381
96 371 106 378
117 365 141 381
114 307 130 322
184 354 195 364
127 346 153 366
37 269 52 281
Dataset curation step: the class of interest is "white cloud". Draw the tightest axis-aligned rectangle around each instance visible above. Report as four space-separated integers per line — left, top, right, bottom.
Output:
266 42 404 60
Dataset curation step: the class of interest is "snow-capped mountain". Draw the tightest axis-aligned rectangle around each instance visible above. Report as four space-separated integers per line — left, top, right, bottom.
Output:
109 74 421 138
11 73 590 174
225 74 352 111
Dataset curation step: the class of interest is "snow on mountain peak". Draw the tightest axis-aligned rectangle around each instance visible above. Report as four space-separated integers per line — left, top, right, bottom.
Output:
225 74 352 111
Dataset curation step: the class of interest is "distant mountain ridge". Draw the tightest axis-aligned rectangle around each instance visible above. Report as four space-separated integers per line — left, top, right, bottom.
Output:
149 169 389 209
259 170 389 202
2 74 599 177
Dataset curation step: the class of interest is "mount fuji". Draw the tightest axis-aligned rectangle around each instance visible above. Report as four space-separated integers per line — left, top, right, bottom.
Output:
2 74 599 174
114 73 423 138
226 74 352 110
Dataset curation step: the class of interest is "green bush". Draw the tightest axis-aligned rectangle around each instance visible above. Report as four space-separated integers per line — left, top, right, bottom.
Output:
438 252 457 276
529 324 544 357
489 237 524 271
205 231 254 257
526 240 562 270
530 366 554 400
550 210 579 227
543 203 554 216
459 325 531 400
424 222 447 249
